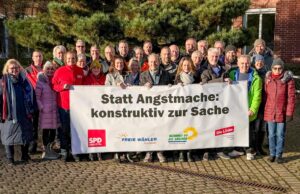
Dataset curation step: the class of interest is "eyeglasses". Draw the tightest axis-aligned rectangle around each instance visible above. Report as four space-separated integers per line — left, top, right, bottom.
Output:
272 67 282 70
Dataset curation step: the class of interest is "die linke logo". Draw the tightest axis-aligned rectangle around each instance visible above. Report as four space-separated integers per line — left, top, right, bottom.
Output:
88 130 106 147
215 126 234 136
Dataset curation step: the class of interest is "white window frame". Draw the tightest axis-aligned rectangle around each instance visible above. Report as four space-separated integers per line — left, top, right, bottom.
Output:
243 8 276 53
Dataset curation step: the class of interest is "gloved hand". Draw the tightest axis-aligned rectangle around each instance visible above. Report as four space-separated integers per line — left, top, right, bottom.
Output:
286 115 293 122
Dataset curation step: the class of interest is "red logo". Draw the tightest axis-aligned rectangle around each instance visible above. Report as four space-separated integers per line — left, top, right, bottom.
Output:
88 129 106 147
215 126 234 136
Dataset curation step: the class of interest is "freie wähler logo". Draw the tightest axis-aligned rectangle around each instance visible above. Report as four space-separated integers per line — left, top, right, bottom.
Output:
168 127 198 143
117 133 157 144
88 129 106 147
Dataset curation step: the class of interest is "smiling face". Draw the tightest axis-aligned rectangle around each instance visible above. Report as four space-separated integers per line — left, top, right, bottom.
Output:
207 50 219 66
8 63 20 77
90 46 100 60
255 44 265 55
91 67 101 76
65 52 76 66
182 60 191 73
148 55 159 71
44 65 55 77
55 49 64 61
118 42 128 57
143 42 152 56
191 52 203 66
114 58 124 71
197 41 207 54
104 46 114 62
185 39 196 54
237 56 250 73
254 60 264 70
160 48 170 65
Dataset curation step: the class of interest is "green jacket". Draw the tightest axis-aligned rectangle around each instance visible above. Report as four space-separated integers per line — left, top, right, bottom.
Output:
229 67 262 121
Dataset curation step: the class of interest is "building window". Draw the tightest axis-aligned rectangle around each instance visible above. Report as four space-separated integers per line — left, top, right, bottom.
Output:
243 8 276 53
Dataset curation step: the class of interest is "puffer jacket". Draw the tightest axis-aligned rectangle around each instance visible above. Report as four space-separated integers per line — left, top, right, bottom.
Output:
264 71 295 122
36 73 60 129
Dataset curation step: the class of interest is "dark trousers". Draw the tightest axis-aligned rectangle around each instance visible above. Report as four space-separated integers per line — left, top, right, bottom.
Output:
5 144 29 159
42 129 56 147
58 108 70 151
32 111 39 141
247 121 256 153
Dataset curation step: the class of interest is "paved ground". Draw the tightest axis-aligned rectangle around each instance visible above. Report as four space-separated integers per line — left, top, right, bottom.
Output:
1 101 300 193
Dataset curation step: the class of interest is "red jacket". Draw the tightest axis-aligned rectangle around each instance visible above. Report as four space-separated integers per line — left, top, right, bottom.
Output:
83 73 106 85
25 64 43 88
264 71 295 122
52 65 84 110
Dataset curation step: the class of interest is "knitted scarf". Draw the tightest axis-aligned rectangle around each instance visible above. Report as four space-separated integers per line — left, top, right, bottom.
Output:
180 72 194 85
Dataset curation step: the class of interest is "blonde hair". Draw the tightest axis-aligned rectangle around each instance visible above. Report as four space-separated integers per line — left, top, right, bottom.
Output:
53 45 66 58
175 57 195 78
128 58 139 72
2 59 23 75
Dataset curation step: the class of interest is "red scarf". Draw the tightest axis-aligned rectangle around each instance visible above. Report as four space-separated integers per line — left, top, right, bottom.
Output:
271 72 283 79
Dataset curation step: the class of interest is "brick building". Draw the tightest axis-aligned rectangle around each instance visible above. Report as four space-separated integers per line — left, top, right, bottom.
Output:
0 0 300 64
234 0 300 64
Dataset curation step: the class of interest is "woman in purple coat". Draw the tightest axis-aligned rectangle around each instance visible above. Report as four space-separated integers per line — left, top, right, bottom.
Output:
35 61 60 159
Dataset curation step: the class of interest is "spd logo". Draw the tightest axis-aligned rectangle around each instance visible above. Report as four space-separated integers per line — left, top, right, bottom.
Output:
88 129 106 147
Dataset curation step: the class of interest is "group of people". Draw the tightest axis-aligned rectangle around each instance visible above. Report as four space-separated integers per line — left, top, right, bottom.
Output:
0 37 295 165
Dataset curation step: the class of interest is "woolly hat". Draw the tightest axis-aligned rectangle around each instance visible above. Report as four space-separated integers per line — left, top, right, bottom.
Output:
254 54 264 63
271 58 284 69
253 38 266 47
90 60 102 69
225 45 237 53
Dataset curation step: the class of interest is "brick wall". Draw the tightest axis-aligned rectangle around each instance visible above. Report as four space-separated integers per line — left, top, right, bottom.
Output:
274 0 300 64
250 0 279 8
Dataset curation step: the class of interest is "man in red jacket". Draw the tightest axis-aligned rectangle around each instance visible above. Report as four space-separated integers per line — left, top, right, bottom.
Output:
25 50 44 154
52 51 84 162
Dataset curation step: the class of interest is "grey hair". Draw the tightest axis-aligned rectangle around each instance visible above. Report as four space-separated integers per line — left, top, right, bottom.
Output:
53 45 66 58
43 61 54 71
238 55 251 62
207 48 219 55
77 53 86 61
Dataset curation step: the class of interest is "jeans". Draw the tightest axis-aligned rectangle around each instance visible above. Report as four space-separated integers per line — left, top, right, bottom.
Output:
58 108 70 151
267 122 285 157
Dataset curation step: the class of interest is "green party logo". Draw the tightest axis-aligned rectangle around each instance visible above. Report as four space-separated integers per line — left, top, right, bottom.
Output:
168 127 198 143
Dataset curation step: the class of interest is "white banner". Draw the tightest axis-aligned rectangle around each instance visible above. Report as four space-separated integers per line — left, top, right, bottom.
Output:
70 82 249 154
